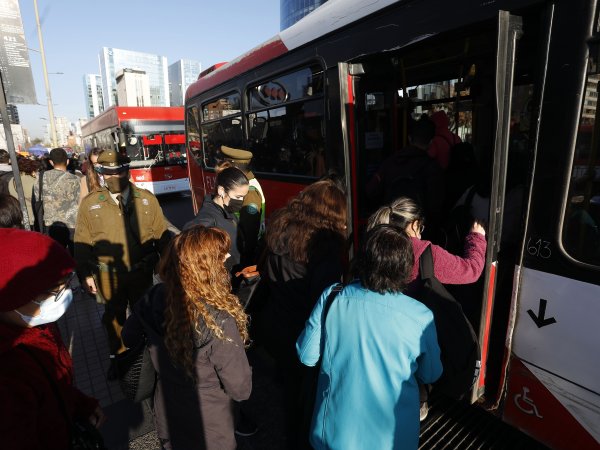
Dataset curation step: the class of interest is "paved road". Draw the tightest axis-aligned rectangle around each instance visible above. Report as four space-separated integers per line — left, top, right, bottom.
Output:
157 190 196 231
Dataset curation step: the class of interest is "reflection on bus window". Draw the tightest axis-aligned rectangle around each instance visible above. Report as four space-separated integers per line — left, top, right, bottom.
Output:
402 78 473 142
247 100 325 177
202 93 241 121
187 106 202 165
248 65 323 110
563 68 600 265
201 117 244 168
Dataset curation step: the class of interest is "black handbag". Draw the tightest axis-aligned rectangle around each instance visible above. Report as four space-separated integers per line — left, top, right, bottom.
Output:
414 245 481 400
114 314 157 403
20 346 106 450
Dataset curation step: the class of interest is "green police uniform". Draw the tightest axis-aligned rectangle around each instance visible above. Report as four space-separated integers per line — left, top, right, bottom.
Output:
74 151 170 354
220 146 266 265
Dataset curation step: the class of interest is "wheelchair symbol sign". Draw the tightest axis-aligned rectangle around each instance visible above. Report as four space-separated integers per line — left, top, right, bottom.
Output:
514 386 543 418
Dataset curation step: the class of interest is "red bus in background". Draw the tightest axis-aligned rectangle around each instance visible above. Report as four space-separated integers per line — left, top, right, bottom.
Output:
82 106 188 195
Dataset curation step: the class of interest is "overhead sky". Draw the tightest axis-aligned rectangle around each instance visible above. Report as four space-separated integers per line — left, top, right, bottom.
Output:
16 0 280 139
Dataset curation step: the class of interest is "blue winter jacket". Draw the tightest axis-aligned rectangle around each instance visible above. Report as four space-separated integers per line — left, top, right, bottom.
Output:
297 281 442 450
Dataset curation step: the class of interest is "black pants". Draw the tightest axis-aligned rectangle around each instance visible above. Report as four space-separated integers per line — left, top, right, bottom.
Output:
48 223 75 255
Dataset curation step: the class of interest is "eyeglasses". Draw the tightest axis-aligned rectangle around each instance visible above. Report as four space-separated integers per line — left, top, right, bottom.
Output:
419 224 425 235
44 272 76 301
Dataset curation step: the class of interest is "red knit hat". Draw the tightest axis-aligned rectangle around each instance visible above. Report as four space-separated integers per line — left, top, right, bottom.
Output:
0 229 75 311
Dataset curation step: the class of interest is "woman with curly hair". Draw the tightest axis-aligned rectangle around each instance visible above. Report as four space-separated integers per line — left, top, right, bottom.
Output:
122 226 252 450
261 178 347 448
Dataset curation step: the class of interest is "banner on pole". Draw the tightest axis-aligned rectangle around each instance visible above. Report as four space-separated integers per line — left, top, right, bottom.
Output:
0 0 37 104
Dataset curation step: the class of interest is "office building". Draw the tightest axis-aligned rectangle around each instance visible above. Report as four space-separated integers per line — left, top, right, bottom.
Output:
168 59 202 106
0 104 20 124
99 47 169 107
83 74 105 119
116 68 151 107
280 0 329 30
46 117 72 147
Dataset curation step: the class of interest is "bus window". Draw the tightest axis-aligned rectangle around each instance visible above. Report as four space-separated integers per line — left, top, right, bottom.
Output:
201 93 243 168
563 55 600 265
186 105 202 165
246 64 326 177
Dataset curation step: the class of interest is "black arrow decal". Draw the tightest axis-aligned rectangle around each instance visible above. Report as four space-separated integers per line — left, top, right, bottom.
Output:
527 299 557 328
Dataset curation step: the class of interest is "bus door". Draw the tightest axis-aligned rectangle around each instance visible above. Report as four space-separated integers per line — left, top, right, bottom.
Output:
471 10 523 402
345 9 525 404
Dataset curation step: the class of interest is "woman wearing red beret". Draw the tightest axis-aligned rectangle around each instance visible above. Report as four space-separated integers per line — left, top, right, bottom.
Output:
0 229 104 450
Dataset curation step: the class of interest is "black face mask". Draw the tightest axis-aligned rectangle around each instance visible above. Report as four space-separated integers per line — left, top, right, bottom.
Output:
105 175 129 194
225 198 244 214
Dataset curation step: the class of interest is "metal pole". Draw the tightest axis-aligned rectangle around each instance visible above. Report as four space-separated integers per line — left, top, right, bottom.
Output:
33 0 57 148
0 71 32 230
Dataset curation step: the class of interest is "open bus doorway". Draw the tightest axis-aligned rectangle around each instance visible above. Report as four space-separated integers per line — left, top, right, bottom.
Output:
350 8 547 406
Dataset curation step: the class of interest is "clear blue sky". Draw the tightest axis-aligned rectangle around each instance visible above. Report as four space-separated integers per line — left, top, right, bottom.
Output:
16 0 281 139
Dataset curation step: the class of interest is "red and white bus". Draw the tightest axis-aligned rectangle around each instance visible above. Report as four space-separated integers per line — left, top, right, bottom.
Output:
185 1 600 448
82 106 188 195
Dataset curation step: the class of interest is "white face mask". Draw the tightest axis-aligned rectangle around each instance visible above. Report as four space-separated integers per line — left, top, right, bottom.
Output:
15 288 73 327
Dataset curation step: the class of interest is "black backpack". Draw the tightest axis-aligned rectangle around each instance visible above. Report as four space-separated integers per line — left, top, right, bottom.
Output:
413 245 481 400
0 170 13 195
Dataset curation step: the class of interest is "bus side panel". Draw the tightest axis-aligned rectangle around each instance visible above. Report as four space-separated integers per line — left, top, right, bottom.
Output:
130 165 189 195
188 157 206 214
503 268 600 450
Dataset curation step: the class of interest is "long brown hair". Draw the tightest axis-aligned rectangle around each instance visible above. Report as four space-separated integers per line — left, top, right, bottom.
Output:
160 226 249 379
266 179 347 264
86 148 103 192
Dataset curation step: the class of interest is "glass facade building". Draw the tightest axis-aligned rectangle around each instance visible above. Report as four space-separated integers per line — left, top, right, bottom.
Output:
82 74 104 119
280 0 329 30
168 59 202 106
99 47 169 107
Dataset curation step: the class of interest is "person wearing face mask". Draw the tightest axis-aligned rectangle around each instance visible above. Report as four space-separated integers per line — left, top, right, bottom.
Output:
0 229 104 449
74 150 171 375
184 165 249 276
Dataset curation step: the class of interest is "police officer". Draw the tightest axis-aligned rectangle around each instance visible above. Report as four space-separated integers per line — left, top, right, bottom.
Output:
219 146 266 266
74 150 170 364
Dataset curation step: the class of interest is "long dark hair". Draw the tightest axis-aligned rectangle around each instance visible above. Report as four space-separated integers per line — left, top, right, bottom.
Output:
0 194 23 228
86 148 103 192
266 179 347 264
214 164 248 195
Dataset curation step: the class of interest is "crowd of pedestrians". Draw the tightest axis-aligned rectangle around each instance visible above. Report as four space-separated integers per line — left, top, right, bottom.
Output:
0 128 488 449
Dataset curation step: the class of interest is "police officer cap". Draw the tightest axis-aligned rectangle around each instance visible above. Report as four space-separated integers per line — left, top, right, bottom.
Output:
95 150 130 174
220 146 253 164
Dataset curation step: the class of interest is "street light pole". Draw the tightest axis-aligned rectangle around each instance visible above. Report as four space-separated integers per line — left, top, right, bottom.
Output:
33 0 58 148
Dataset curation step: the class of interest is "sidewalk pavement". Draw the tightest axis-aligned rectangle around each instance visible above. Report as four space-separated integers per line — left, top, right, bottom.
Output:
58 287 288 450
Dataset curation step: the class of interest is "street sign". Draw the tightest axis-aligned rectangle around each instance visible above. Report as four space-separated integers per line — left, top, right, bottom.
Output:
0 0 37 104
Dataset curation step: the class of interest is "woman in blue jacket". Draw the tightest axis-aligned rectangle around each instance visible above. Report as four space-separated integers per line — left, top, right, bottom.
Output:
297 225 442 450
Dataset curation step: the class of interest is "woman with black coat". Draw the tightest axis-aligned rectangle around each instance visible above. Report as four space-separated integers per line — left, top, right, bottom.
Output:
184 165 249 275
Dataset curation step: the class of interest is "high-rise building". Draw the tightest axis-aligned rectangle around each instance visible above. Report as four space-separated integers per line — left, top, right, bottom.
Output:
99 47 169 107
116 68 151 107
168 59 202 106
280 0 329 30
83 74 105 119
0 104 20 124
46 117 72 147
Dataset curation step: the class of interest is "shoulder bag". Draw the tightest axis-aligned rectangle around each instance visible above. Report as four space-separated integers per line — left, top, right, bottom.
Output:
415 246 481 400
299 283 343 441
20 346 106 450
114 310 157 403
33 170 45 233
